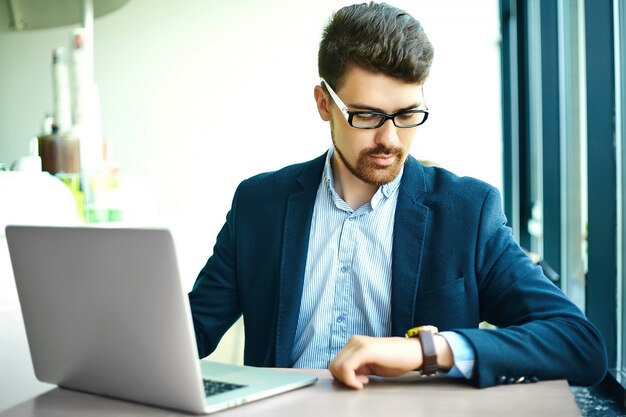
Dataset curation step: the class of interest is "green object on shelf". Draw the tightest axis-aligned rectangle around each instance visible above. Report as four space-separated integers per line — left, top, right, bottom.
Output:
56 170 123 224
85 208 123 223
57 173 85 221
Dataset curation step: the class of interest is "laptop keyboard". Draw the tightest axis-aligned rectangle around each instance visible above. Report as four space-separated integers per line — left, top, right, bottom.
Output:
203 379 247 397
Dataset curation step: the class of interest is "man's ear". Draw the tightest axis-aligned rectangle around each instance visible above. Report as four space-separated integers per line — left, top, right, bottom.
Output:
314 85 331 121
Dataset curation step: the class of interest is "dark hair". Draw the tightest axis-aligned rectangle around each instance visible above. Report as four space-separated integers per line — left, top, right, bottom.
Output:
318 2 434 89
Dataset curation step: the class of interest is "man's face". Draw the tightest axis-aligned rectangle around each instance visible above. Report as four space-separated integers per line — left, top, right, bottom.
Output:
316 65 425 186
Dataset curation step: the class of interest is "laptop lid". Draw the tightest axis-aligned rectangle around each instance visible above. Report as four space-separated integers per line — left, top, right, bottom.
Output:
6 225 225 413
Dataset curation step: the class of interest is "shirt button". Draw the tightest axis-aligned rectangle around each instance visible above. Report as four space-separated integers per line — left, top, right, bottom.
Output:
340 266 348 273
336 316 344 323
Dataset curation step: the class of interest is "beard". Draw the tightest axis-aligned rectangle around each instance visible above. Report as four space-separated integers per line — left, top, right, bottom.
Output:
332 138 405 186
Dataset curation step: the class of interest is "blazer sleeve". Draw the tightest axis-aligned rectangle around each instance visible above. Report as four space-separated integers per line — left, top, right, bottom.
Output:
453 188 607 388
188 186 242 358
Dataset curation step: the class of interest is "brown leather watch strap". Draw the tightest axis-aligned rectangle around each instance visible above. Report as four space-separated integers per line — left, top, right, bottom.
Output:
405 325 439 375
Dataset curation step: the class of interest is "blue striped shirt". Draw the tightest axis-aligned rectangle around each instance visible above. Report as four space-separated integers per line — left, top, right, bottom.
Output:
291 147 475 379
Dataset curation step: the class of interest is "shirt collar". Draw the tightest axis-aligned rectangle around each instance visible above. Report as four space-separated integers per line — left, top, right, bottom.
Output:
323 146 404 211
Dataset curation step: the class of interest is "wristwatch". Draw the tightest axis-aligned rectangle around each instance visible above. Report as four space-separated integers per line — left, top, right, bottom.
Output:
405 325 439 375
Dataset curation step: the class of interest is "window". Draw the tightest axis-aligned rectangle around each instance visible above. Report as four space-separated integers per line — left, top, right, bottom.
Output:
501 0 625 389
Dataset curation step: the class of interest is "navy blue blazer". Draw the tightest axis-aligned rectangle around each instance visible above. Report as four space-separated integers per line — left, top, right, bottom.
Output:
189 153 607 388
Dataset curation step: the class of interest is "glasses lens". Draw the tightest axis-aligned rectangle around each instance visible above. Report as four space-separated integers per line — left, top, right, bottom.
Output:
393 110 427 128
351 113 386 128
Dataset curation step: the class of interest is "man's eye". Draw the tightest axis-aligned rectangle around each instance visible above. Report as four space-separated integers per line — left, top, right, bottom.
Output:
397 112 418 121
354 113 378 121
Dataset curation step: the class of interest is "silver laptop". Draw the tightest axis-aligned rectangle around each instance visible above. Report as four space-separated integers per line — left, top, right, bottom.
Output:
5 225 316 414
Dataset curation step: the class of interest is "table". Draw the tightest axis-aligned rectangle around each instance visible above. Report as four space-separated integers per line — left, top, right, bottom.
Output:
0 370 580 416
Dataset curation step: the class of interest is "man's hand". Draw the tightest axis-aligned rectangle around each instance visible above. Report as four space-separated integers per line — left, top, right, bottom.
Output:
329 335 454 389
328 336 422 389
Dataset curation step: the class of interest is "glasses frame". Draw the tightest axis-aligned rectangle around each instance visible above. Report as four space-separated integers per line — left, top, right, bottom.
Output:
320 78 429 129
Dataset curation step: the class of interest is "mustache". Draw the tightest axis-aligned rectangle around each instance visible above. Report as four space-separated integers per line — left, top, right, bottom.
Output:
362 145 403 156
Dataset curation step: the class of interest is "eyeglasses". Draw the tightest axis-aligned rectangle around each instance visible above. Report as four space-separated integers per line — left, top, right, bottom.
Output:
320 78 429 129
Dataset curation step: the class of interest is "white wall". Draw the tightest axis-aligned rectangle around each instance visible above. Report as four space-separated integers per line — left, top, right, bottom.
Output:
0 0 501 410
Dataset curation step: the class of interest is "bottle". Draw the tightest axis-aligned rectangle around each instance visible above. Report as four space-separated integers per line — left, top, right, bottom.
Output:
52 47 72 134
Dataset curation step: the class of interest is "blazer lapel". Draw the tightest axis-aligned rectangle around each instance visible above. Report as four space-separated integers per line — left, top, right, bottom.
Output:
391 157 429 336
274 153 326 367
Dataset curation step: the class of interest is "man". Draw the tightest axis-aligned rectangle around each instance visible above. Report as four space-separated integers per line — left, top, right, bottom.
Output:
189 2 607 389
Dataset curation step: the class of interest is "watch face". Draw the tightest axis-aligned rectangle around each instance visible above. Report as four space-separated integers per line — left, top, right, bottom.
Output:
405 325 439 338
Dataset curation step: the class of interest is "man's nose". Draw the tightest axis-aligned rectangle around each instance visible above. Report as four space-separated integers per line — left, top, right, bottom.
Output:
374 118 400 147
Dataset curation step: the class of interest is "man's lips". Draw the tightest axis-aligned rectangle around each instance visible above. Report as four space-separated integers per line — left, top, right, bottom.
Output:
368 154 396 166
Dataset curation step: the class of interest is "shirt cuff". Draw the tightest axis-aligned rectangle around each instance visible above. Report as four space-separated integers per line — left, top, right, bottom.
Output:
438 331 475 380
